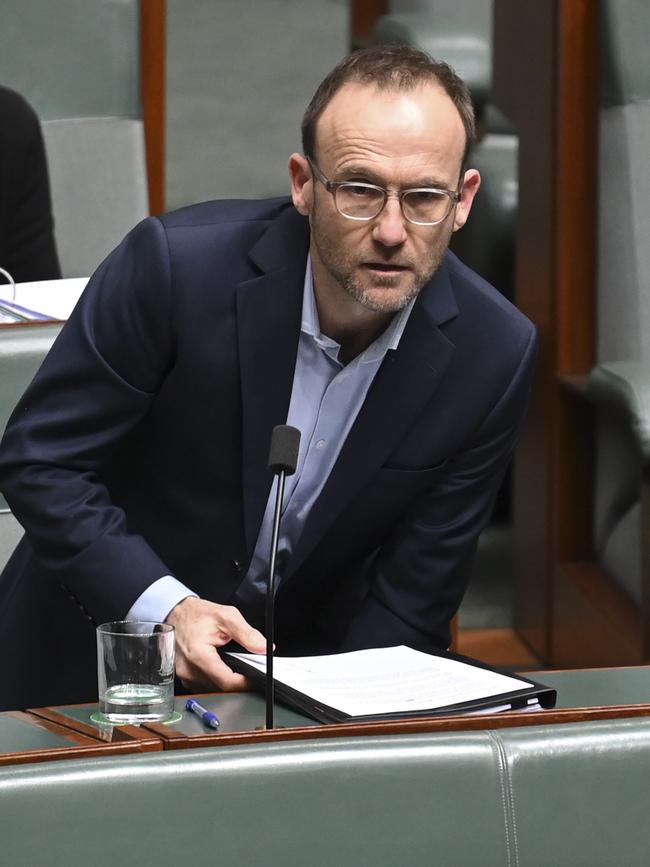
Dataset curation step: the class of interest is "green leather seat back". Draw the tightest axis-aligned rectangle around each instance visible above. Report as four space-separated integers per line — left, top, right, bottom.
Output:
592 0 650 602
0 0 148 278
0 734 509 867
0 324 62 516
451 133 518 299
500 718 650 866
0 0 141 122
373 8 492 111
601 0 650 108
3 719 650 866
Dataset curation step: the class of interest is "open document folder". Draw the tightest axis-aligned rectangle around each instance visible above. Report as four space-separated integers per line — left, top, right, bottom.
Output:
0 278 88 324
227 645 556 724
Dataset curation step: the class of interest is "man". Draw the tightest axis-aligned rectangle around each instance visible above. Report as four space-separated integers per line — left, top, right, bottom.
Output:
0 45 536 710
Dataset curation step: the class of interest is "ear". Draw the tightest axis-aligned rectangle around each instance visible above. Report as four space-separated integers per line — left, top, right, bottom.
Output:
452 169 481 232
289 153 313 216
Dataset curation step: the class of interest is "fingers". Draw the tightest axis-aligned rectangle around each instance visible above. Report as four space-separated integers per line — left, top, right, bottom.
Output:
166 596 266 692
177 647 250 692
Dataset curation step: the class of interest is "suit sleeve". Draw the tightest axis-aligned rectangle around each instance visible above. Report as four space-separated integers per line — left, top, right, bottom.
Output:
339 325 537 653
0 216 177 623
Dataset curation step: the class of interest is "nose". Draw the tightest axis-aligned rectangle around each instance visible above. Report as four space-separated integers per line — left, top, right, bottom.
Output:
371 194 408 247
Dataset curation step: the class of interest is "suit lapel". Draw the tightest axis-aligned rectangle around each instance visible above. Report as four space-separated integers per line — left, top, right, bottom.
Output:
290 262 459 573
236 204 461 575
236 206 309 558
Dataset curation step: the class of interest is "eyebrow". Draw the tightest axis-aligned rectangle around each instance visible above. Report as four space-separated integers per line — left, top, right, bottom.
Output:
335 165 452 190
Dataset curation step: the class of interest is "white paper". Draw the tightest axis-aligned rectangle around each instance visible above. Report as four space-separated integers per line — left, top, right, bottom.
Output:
229 645 532 717
0 278 88 321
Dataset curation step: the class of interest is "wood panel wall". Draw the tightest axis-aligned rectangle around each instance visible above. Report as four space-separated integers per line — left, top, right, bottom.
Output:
492 0 599 663
140 0 166 214
350 0 388 48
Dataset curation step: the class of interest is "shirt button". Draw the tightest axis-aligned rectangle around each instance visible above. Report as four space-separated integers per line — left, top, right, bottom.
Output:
315 439 326 450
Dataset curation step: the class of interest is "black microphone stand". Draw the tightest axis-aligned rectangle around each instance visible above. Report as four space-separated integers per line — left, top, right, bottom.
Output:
265 424 300 729
266 467 287 730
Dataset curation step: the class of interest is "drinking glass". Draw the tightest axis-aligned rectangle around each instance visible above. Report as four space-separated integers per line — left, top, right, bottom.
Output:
96 621 175 723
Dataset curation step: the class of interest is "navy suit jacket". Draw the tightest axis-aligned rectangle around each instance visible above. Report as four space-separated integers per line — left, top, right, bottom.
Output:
0 198 536 710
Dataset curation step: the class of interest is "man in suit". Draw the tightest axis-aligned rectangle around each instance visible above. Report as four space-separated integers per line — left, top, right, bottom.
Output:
0 45 536 710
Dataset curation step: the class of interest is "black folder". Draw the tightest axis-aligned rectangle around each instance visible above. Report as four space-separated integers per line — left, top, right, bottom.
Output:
226 645 557 724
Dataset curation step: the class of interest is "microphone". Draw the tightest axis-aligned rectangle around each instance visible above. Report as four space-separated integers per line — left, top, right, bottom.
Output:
266 424 301 729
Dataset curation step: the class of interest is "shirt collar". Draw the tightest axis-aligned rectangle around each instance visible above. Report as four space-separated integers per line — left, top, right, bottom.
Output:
301 255 416 364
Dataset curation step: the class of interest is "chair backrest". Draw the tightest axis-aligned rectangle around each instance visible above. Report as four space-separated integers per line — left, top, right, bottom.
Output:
375 4 492 109
0 323 63 568
3 719 650 866
0 324 63 463
597 0 650 363
0 0 148 278
592 0 650 596
388 1 492 41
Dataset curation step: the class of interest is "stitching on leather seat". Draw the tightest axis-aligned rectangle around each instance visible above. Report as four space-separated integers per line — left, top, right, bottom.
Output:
488 730 519 867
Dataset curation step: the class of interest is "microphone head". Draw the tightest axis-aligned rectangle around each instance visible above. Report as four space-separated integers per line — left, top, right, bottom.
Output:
268 425 301 475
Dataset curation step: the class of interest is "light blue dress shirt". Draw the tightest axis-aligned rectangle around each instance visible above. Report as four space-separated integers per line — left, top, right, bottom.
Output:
127 258 415 623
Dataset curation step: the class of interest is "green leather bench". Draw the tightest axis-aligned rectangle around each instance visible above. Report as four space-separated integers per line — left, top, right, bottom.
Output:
1 717 649 866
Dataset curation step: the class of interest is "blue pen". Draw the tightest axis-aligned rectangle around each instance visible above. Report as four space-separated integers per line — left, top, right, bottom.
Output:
185 698 220 729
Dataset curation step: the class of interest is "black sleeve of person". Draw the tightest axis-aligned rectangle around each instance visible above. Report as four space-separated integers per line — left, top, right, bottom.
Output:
0 86 61 282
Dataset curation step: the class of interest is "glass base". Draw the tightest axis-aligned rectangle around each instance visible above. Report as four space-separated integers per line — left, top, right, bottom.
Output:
90 710 182 727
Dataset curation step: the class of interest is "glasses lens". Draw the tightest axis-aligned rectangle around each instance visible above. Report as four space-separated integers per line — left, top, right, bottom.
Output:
402 190 453 225
335 184 385 219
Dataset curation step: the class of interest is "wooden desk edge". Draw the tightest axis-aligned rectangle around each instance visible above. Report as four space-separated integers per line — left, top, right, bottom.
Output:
28 707 163 752
142 701 650 749
0 711 153 766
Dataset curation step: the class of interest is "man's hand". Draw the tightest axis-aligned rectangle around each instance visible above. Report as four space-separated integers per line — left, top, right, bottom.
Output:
166 597 266 691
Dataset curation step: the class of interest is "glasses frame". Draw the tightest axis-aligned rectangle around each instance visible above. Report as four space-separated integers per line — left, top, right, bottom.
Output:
308 159 462 227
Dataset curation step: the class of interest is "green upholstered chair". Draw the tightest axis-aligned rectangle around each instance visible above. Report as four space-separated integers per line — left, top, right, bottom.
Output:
585 0 650 616
0 0 149 278
0 324 62 570
548 0 650 664
542 0 650 665
2 718 650 866
375 2 493 109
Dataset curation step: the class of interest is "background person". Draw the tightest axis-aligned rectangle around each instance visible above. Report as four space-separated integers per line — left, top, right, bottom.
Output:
0 86 61 283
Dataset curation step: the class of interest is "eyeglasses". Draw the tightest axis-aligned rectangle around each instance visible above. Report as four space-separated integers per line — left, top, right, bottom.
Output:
308 160 461 226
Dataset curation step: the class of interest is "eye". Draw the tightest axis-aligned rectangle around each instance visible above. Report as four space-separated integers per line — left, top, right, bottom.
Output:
406 189 447 204
342 183 379 199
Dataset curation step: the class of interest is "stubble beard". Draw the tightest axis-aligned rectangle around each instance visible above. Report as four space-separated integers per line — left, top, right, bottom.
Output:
310 206 453 314
339 270 419 313
338 243 449 313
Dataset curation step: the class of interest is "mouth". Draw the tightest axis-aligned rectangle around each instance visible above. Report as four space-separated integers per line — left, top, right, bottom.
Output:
362 262 410 275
